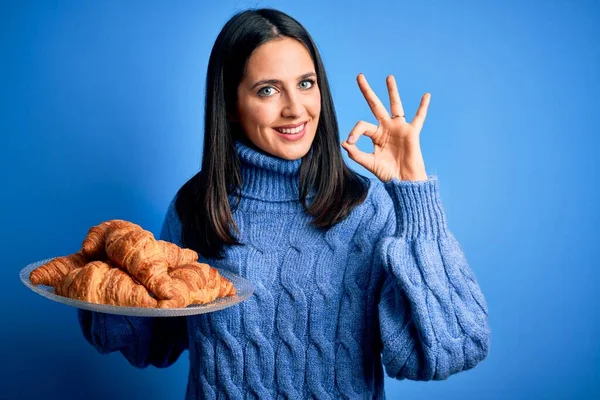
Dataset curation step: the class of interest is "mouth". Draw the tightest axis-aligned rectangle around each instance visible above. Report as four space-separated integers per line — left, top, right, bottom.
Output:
273 122 308 141
274 122 307 134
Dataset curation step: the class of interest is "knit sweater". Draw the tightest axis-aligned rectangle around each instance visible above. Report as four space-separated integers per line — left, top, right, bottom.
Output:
78 140 490 399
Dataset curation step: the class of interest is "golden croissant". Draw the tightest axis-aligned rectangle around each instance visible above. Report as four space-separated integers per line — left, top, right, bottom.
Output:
55 260 158 308
158 262 236 308
29 251 89 287
159 240 198 268
81 220 116 259
82 220 199 267
104 221 179 300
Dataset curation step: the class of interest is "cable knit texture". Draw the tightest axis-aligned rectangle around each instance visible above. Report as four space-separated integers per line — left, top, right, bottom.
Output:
78 140 490 399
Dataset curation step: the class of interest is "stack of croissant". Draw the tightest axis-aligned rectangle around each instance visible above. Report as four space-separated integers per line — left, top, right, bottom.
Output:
29 219 236 308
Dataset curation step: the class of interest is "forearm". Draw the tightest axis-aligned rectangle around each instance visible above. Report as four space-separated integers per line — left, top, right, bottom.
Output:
77 309 188 369
379 176 490 380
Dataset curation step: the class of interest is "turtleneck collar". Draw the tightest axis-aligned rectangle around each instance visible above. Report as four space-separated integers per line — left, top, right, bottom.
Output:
234 140 314 202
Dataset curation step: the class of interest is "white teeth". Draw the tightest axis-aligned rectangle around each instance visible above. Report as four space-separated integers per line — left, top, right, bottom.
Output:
276 123 305 134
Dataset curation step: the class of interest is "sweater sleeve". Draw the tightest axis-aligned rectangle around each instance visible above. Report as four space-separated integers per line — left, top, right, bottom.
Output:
375 176 490 381
77 199 189 368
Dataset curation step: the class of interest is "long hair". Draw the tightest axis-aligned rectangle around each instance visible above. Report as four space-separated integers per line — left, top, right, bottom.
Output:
175 8 369 259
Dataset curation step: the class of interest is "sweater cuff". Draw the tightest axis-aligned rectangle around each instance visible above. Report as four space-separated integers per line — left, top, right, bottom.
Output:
383 175 448 240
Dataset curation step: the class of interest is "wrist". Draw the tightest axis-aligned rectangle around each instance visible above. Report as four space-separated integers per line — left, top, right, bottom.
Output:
399 169 428 181
397 159 427 182
396 142 427 181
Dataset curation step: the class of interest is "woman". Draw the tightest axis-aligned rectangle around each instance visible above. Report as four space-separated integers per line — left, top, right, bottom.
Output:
79 8 490 399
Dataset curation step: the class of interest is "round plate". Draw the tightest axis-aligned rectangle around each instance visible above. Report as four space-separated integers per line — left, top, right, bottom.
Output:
20 258 255 317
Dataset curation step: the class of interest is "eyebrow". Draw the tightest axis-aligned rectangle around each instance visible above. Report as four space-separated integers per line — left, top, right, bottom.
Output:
250 72 317 90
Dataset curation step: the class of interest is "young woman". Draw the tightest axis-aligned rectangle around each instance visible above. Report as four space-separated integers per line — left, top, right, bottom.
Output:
79 8 490 399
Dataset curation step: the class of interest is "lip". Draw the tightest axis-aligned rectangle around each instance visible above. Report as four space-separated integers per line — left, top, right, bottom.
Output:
274 121 307 129
273 122 307 142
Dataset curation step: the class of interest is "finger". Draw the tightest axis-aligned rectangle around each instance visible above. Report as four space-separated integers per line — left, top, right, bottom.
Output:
357 73 390 122
386 75 405 120
411 93 431 130
347 120 379 144
341 140 375 172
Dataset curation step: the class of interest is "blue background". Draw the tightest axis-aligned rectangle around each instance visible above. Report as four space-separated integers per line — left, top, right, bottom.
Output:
2 1 598 399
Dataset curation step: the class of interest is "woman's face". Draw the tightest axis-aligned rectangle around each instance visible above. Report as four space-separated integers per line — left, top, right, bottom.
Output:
236 37 321 160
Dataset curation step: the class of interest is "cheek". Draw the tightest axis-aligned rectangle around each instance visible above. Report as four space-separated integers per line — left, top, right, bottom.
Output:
309 90 322 116
240 102 272 127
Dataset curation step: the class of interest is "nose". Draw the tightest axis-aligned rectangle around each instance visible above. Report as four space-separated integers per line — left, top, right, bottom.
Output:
281 91 304 118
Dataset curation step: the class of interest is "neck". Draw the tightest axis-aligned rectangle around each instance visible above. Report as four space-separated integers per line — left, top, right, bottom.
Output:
234 140 314 202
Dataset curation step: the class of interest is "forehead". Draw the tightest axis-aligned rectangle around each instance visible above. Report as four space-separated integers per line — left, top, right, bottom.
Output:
244 37 315 79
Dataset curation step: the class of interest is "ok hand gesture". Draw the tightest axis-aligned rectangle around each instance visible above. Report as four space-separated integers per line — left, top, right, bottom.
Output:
341 74 430 182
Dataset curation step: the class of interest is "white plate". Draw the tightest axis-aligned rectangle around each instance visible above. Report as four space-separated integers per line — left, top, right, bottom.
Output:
20 257 255 317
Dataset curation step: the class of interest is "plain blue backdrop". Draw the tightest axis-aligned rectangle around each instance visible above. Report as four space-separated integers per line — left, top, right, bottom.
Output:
2 1 599 399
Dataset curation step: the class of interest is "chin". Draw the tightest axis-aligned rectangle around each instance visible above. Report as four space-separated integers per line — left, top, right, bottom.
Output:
272 139 314 160
271 147 308 161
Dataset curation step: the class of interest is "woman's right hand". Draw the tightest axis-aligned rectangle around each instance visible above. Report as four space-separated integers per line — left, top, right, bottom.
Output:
77 309 140 353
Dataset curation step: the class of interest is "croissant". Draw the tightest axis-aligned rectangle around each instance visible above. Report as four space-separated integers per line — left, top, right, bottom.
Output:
29 251 89 287
81 221 112 258
159 240 198 268
55 260 158 308
81 220 139 259
158 262 224 308
104 222 178 300
218 274 237 297
82 220 199 268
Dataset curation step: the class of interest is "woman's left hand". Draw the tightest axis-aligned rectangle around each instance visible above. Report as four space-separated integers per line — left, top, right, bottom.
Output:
341 73 430 182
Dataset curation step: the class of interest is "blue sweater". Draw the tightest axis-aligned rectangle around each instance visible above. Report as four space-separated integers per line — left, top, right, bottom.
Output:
78 140 490 399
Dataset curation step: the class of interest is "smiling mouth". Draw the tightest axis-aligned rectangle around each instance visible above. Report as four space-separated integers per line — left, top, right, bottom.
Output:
274 123 306 134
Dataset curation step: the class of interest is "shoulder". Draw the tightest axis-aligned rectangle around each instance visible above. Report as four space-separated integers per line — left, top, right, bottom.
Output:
346 171 393 210
159 171 204 245
363 177 395 219
159 195 184 246
346 176 395 239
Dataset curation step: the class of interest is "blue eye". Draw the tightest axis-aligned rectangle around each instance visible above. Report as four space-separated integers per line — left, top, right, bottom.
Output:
299 79 315 89
258 86 276 97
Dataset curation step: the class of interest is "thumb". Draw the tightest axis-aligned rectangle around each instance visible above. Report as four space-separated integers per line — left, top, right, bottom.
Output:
341 141 374 172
